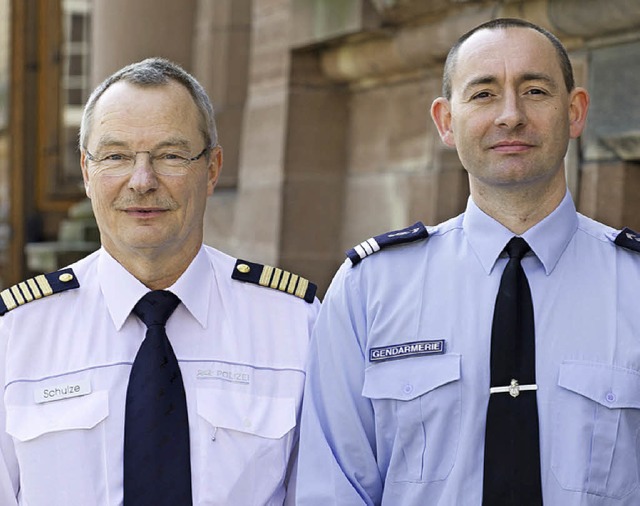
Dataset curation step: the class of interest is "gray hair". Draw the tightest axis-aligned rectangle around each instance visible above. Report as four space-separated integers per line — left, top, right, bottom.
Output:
79 57 217 150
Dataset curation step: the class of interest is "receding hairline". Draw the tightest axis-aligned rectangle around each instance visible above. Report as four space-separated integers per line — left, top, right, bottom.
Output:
87 79 208 146
442 19 575 100
79 57 217 153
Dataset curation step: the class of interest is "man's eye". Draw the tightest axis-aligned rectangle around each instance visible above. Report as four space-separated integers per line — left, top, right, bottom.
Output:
103 153 129 161
471 91 493 100
526 88 546 96
158 152 187 160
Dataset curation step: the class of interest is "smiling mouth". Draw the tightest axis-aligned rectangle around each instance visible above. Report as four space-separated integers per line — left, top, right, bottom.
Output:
123 208 167 216
490 142 533 152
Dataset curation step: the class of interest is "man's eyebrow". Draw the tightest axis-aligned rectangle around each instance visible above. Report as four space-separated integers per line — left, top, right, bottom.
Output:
94 135 127 149
154 138 192 150
462 75 498 95
461 72 559 95
520 72 558 88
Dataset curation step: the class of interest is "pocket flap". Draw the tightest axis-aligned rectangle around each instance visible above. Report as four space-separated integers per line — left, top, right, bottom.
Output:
363 354 461 401
196 389 296 439
6 391 109 442
558 361 640 409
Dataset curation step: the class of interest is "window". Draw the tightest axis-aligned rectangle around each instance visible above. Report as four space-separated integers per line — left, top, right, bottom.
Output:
60 0 91 188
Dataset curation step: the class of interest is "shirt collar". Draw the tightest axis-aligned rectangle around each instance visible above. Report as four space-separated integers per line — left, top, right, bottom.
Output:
98 246 212 330
167 246 211 328
463 190 578 276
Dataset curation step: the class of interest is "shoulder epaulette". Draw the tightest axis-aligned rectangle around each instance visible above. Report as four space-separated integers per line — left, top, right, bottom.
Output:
346 221 429 266
614 227 640 253
231 259 317 303
0 268 80 316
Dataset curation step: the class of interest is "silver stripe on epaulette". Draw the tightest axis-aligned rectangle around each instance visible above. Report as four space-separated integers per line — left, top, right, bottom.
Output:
354 238 380 260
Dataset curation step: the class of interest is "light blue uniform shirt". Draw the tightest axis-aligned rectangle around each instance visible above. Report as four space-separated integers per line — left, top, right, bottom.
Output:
297 192 640 505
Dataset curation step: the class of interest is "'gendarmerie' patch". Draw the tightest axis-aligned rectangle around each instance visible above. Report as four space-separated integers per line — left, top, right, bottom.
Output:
231 259 317 303
0 268 80 316
614 227 640 253
346 221 429 266
369 340 445 363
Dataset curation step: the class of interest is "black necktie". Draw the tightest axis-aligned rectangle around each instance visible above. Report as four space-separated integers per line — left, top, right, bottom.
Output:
483 237 543 505
124 290 192 506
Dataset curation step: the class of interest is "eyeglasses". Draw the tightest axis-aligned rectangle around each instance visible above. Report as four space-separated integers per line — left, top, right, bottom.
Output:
84 146 211 177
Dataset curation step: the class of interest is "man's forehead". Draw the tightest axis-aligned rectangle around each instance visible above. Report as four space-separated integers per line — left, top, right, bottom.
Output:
96 80 190 108
457 26 554 63
452 27 561 88
87 80 203 147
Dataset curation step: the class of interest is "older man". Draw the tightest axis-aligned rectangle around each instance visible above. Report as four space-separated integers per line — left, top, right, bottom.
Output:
296 18 640 506
0 57 318 505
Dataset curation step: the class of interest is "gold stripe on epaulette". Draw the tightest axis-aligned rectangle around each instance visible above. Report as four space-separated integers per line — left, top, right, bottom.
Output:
36 274 53 296
11 285 25 306
27 278 42 299
279 271 291 291
1 289 16 311
259 265 273 287
18 282 33 303
271 268 282 289
295 277 310 299
287 274 299 294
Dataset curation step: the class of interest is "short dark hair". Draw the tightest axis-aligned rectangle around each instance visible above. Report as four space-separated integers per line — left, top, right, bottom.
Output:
79 57 217 151
442 18 575 100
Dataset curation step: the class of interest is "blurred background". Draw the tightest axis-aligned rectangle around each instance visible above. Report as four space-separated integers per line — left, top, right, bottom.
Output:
0 0 639 296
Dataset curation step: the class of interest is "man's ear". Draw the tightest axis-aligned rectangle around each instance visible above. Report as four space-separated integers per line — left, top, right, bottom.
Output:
431 97 456 148
206 146 223 196
568 87 590 140
80 151 92 199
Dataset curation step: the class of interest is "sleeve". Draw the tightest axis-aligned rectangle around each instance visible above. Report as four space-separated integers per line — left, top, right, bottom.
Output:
0 317 20 505
296 264 382 505
284 296 321 506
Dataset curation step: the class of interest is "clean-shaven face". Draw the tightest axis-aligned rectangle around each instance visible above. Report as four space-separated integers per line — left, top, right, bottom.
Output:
436 27 585 192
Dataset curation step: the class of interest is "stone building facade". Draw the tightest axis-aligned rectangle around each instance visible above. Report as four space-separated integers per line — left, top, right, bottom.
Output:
1 0 640 295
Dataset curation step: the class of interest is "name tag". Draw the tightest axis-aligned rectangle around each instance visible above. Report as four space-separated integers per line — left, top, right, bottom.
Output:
369 339 445 362
196 368 251 385
34 379 92 404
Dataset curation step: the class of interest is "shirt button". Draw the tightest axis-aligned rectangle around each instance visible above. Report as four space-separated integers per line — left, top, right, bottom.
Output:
243 418 252 428
403 384 413 395
605 392 616 403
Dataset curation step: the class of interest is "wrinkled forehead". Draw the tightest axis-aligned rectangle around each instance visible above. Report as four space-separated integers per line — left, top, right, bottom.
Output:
89 81 204 146
94 80 196 117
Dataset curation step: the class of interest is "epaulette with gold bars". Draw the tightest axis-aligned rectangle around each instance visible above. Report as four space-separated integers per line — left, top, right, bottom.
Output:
231 259 317 303
0 268 80 316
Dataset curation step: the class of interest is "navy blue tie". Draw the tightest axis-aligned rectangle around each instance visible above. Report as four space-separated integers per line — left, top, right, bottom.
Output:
483 237 543 505
124 290 192 506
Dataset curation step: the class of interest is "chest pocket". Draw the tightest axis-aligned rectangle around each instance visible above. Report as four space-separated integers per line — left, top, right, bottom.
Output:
6 390 109 442
552 361 640 499
196 389 296 439
362 354 461 483
5 391 109 506
195 389 297 503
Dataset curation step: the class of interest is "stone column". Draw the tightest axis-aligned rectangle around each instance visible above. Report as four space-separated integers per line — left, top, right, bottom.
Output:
579 161 640 231
192 0 251 188
232 0 293 265
280 51 349 293
91 0 197 85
